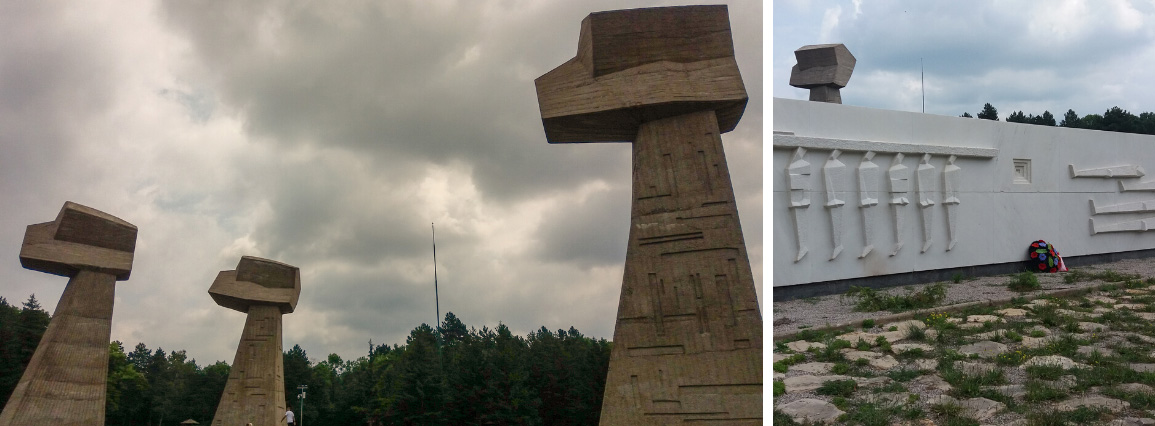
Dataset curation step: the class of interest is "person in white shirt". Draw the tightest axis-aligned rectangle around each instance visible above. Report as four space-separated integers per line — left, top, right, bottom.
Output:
282 409 295 426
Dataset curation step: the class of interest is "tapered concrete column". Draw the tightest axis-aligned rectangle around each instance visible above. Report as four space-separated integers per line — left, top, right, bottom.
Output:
0 202 137 426
209 256 300 426
535 5 762 425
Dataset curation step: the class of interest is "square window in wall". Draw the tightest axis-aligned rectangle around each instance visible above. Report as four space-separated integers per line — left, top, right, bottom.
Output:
1014 159 1031 184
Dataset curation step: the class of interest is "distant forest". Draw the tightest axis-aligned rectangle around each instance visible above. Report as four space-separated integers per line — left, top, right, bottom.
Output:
961 103 1155 134
0 294 612 426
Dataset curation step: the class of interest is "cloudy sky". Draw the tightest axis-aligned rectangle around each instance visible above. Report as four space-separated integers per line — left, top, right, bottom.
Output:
0 1 762 365
774 0 1155 119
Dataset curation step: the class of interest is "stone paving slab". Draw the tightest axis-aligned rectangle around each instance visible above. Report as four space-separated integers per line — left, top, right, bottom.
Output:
1052 394 1129 412
791 362 836 374
778 398 844 424
959 341 1007 358
1023 355 1081 369
787 340 826 352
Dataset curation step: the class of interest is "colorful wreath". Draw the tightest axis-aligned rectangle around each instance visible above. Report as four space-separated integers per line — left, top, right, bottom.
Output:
1027 240 1066 273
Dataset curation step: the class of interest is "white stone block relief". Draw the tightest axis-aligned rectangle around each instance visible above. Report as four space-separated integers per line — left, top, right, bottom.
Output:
916 154 936 253
787 147 811 262
888 153 910 256
1069 164 1145 178
942 155 961 251
1091 217 1155 234
1119 180 1155 192
823 150 847 260
857 151 879 258
1090 199 1155 215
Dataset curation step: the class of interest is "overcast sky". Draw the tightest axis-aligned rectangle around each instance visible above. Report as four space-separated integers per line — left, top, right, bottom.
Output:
0 1 762 365
774 0 1155 119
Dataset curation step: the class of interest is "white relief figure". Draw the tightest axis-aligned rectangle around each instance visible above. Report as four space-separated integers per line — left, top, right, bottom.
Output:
787 147 811 262
823 150 847 260
888 153 910 256
916 154 936 253
857 151 879 258
943 155 961 251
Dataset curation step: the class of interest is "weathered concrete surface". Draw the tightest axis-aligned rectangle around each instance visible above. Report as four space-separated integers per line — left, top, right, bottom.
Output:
789 44 856 104
0 202 137 426
210 257 300 426
535 5 761 426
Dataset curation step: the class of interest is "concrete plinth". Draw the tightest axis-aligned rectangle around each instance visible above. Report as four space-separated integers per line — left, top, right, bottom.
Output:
0 271 116 426
212 305 286 426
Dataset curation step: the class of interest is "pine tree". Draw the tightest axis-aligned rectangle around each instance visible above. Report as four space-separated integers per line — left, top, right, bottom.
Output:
1060 109 1081 128
977 103 999 121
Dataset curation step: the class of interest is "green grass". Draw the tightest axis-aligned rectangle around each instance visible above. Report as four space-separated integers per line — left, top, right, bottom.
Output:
855 338 871 351
907 325 927 341
862 319 875 329
1063 268 1140 284
895 347 927 361
1103 387 1155 410
832 362 849 375
887 368 922 382
843 283 947 312
814 340 851 362
773 410 802 425
773 380 785 397
1007 271 1040 292
1029 329 1046 338
1025 365 1065 381
941 366 1006 399
930 401 979 426
815 379 857 397
1023 380 1068 402
952 272 965 283
1025 406 1108 425
874 336 892 352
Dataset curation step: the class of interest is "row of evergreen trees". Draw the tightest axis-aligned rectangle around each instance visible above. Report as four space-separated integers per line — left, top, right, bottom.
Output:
0 295 612 426
961 103 1155 134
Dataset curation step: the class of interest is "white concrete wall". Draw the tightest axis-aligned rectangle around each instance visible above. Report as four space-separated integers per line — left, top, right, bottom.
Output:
773 97 1155 287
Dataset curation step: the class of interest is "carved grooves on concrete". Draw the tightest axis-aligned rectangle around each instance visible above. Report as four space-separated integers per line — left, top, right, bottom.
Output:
0 202 136 426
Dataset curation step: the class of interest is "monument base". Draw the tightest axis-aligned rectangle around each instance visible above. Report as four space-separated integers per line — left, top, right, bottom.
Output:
212 305 286 426
0 270 116 426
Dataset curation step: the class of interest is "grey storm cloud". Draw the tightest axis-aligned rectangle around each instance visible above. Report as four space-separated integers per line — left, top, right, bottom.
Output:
0 0 762 363
776 0 1155 119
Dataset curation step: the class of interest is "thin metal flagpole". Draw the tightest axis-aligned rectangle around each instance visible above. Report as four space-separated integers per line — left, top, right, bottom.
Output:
432 222 440 332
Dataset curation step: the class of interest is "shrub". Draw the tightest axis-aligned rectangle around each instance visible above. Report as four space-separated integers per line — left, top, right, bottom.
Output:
1007 271 1041 292
816 379 858 397
862 319 875 329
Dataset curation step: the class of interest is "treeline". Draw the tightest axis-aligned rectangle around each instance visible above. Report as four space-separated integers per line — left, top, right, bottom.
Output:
0 295 612 426
961 103 1155 134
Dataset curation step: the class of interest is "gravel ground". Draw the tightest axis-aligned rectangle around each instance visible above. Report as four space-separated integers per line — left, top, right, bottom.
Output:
773 258 1155 337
